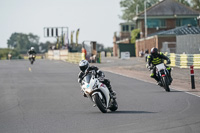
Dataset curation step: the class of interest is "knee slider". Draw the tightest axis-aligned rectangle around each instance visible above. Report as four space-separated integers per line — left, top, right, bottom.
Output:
150 73 155 78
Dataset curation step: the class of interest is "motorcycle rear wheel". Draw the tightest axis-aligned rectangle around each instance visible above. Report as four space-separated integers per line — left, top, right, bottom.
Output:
109 99 118 112
94 94 107 113
162 76 170 92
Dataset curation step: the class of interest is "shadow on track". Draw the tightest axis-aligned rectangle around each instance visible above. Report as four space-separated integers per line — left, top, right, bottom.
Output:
170 90 199 93
108 110 157 114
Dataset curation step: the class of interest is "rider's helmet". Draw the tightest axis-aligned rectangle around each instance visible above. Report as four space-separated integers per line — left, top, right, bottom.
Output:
30 47 35 51
151 47 158 57
79 60 89 72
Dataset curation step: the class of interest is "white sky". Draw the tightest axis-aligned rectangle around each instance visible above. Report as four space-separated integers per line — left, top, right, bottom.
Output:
0 0 123 48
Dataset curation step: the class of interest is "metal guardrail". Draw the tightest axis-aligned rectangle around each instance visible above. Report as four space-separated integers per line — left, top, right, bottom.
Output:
66 53 85 63
23 55 43 60
47 50 85 63
166 53 200 69
46 50 104 63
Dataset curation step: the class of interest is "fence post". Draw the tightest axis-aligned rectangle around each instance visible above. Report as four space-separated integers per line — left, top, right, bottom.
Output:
190 65 195 89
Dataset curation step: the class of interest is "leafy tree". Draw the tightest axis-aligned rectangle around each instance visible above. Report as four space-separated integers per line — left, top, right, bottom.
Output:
0 48 21 60
7 32 40 54
191 0 200 10
39 41 55 53
176 0 190 6
131 29 140 43
104 47 113 52
119 0 195 22
119 0 159 22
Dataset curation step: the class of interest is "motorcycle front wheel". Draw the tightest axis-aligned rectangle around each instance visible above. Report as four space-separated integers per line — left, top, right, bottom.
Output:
94 94 107 113
162 76 170 92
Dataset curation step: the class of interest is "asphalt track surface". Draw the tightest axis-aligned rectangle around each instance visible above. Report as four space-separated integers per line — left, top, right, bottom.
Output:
0 60 200 133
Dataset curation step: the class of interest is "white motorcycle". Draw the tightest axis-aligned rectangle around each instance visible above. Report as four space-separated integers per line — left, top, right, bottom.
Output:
80 70 118 113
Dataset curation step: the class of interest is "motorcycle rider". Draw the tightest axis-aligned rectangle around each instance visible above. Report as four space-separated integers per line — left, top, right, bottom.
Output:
27 47 36 60
147 47 173 86
78 60 116 99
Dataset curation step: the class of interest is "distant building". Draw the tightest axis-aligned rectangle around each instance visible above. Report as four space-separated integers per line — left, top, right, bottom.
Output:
134 0 200 37
136 25 200 56
113 22 135 57
113 0 200 57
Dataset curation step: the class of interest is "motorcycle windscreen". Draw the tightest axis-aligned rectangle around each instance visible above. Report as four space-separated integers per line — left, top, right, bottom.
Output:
156 63 165 71
83 73 92 83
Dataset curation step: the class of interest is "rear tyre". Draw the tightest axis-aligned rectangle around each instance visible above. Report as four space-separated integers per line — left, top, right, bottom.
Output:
94 94 107 113
109 99 118 112
162 76 170 92
30 58 34 65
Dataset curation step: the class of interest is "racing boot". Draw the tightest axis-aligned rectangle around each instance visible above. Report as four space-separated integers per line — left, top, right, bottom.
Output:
169 70 173 85
81 90 87 98
107 85 116 99
168 69 173 84
168 77 173 85
169 73 173 84
83 93 87 97
157 81 163 87
154 76 163 87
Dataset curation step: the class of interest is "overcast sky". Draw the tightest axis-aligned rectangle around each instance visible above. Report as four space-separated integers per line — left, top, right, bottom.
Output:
0 0 123 48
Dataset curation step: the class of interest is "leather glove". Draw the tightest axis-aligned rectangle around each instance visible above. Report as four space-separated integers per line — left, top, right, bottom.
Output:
91 70 96 75
167 59 171 64
78 79 82 83
146 64 151 69
99 76 104 81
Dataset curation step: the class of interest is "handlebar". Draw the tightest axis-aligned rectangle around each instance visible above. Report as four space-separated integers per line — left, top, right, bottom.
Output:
81 70 96 79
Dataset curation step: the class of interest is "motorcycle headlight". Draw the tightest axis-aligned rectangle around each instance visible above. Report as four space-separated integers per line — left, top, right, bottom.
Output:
85 88 92 93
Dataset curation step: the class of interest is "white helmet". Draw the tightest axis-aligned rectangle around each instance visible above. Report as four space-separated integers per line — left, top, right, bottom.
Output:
79 60 89 72
31 47 35 50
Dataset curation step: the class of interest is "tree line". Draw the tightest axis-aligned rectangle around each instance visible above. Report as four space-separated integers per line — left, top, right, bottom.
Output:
119 0 200 22
7 32 54 54
0 32 56 59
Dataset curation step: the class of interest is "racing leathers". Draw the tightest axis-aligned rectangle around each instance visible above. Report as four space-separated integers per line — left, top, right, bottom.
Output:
78 66 116 98
27 50 36 60
27 49 36 55
147 52 172 83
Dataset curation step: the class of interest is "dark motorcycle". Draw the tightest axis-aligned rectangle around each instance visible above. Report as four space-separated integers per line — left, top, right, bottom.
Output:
29 54 36 65
155 63 171 92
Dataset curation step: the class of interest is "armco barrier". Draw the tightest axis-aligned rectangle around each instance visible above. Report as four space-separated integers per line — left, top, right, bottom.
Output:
167 53 176 67
47 50 85 63
166 53 200 69
67 53 85 63
23 55 43 59
180 54 188 68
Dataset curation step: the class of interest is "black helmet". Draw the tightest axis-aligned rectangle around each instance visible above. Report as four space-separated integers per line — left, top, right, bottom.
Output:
151 47 158 57
79 60 89 72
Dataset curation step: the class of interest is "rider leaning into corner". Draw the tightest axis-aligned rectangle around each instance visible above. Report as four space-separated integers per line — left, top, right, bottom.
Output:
146 47 173 86
78 60 116 99
27 47 37 59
